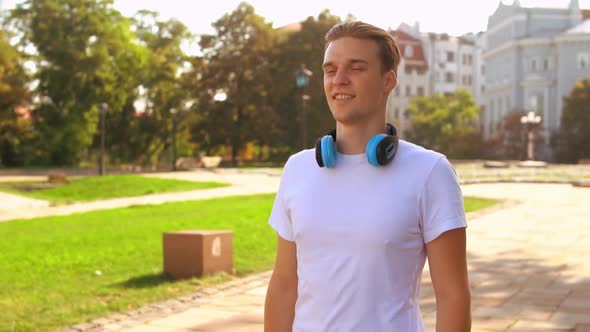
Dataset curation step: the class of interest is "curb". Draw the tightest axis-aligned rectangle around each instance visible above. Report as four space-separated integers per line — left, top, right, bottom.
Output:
61 271 272 332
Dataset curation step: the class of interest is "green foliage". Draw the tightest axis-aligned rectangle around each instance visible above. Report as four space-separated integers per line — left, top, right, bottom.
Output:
0 174 229 203
405 88 483 158
8 0 149 166
270 11 342 153
491 109 527 160
0 29 34 166
125 11 194 165
195 2 282 164
554 77 590 163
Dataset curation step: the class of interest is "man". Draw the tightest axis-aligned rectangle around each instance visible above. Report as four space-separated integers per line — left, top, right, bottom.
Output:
264 21 470 331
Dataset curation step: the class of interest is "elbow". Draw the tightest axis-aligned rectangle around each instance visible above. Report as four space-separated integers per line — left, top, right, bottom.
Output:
436 287 472 314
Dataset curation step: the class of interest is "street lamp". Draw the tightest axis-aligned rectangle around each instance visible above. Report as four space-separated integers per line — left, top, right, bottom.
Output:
520 111 541 160
99 103 108 176
170 100 194 171
170 108 178 171
295 64 313 149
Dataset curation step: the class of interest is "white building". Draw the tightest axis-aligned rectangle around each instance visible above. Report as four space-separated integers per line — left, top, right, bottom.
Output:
483 0 590 159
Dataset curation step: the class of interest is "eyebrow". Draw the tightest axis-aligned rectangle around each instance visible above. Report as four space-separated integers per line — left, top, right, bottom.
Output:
322 58 369 69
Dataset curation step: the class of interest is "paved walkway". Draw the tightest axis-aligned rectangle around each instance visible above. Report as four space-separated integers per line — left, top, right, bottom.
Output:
0 169 281 222
69 182 590 332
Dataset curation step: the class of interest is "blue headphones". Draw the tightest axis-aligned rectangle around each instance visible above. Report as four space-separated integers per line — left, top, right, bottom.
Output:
315 123 399 168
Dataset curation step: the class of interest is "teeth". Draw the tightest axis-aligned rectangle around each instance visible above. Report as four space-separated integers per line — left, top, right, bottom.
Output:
334 94 353 100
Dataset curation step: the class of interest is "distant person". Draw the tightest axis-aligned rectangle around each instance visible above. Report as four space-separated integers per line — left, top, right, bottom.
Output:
264 21 471 331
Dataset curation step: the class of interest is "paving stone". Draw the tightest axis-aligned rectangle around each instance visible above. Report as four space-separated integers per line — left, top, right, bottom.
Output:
574 324 590 332
473 306 521 319
509 319 575 331
472 318 516 330
551 313 590 325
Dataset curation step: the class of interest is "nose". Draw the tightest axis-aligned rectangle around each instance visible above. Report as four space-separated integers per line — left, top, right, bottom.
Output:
332 67 350 86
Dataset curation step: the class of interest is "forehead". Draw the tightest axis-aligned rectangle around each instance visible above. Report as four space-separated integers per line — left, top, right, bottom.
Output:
323 37 380 66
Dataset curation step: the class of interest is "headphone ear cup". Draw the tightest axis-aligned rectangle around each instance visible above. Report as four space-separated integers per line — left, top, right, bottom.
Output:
315 138 325 167
366 134 387 167
321 135 337 168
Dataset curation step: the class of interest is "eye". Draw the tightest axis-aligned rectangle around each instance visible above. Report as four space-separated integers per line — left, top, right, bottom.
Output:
351 67 363 71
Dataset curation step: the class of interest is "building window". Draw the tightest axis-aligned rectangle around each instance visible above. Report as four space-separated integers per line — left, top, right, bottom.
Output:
543 58 549 71
447 51 455 63
404 66 413 75
529 58 538 72
404 45 413 58
395 86 400 96
529 95 538 110
406 86 412 96
578 53 589 69
482 65 485 75
417 86 424 96
445 72 454 83
461 54 473 65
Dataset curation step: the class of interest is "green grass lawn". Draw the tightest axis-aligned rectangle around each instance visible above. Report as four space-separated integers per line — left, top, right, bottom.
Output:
0 174 229 204
0 195 497 332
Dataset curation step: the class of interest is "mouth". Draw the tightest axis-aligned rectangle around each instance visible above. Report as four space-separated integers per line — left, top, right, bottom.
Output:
332 93 355 101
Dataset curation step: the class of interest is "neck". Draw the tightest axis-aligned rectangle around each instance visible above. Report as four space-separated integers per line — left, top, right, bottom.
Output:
335 119 388 155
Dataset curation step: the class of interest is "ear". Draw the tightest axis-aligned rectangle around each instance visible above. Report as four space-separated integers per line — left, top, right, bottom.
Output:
383 70 397 94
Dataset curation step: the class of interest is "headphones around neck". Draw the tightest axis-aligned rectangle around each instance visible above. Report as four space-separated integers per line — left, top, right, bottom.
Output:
315 123 399 168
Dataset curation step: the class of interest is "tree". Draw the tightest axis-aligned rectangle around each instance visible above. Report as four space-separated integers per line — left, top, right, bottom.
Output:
196 2 282 165
405 88 483 159
490 109 528 160
126 11 194 166
0 29 33 166
554 77 590 163
8 0 148 166
270 10 343 155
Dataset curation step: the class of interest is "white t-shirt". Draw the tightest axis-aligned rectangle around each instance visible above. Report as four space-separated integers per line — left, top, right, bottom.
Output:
268 139 467 332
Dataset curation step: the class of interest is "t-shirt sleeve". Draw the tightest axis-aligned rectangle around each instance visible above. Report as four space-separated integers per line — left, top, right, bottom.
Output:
268 159 295 242
419 156 467 243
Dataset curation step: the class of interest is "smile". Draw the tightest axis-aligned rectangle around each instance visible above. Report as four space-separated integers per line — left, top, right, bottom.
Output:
333 94 354 100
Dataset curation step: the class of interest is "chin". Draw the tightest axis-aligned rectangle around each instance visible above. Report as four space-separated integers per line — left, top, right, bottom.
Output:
330 110 358 125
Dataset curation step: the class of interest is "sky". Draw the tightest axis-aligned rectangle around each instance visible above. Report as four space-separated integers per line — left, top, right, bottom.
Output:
2 0 590 40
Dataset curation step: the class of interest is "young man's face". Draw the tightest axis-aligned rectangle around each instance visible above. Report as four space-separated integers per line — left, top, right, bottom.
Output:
322 37 396 125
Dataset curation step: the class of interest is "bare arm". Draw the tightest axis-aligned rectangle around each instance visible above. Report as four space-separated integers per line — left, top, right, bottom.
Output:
264 234 298 332
426 228 471 332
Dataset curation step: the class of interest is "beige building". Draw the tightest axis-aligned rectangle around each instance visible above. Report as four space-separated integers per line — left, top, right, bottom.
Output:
386 30 430 138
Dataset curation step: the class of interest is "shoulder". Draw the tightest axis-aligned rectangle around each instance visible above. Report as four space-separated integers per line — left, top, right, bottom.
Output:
277 149 318 193
395 140 447 171
281 148 317 176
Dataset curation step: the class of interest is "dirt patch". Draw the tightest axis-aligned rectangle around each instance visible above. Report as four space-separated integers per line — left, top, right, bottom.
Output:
12 182 60 192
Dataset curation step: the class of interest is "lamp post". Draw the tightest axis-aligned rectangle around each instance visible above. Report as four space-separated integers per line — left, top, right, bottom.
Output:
520 111 541 161
170 108 178 171
170 100 194 171
99 103 108 176
295 64 313 150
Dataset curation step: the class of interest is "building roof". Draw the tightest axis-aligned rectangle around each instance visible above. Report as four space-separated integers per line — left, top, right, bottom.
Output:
278 22 302 32
14 106 32 120
390 30 428 69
